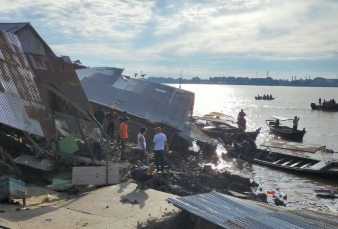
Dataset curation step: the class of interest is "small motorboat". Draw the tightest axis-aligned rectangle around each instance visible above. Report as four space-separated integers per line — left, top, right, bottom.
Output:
265 116 306 142
225 140 338 175
311 99 338 111
255 96 275 100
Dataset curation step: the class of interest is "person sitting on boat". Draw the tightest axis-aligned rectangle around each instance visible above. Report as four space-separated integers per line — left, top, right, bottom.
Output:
292 116 300 131
270 94 272 99
263 94 266 99
274 119 280 128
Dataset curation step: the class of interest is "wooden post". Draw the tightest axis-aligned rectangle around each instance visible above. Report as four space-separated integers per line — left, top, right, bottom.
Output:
22 132 45 157
48 91 61 164
72 108 97 165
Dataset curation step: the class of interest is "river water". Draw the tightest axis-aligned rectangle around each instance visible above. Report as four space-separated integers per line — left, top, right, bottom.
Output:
170 84 338 211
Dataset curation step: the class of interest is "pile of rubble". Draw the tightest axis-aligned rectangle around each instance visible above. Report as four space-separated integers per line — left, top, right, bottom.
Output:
127 147 260 200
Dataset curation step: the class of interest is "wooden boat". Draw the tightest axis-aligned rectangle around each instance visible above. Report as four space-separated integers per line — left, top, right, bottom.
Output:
255 96 275 100
202 126 261 140
193 115 261 140
265 116 306 142
311 100 338 111
226 140 338 175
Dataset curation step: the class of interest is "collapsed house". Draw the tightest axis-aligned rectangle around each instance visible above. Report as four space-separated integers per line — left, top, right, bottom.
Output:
76 67 215 150
0 23 127 186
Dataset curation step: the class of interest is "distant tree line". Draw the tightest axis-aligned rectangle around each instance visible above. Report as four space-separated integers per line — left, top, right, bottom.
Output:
147 76 338 87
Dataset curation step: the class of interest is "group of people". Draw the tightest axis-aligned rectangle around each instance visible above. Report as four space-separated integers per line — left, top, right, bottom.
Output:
319 98 336 106
258 94 273 99
274 116 300 130
91 106 169 173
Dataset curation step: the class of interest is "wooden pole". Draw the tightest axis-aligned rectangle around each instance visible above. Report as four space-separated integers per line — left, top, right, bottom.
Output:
22 132 45 157
72 108 97 165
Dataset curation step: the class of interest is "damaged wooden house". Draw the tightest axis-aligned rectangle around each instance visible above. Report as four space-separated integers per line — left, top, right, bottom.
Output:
0 23 127 187
76 67 215 151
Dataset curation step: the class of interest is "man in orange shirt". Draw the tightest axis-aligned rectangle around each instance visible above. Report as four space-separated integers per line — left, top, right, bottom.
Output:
119 117 129 160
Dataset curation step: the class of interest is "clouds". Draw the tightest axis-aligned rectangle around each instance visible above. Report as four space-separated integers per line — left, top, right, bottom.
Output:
1 0 337 79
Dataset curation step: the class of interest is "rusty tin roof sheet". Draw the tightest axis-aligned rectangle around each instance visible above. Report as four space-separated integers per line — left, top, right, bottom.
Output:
26 54 93 113
77 67 195 130
0 30 48 137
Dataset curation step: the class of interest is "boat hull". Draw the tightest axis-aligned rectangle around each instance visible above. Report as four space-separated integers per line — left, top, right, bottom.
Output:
227 148 338 175
265 120 306 142
255 97 275 100
311 103 338 111
202 128 260 141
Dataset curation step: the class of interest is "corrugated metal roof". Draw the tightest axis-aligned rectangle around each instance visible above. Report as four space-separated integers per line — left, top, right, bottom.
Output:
0 22 29 33
167 191 338 229
26 54 93 113
179 121 215 145
0 30 93 140
0 29 48 137
77 67 194 130
0 22 55 57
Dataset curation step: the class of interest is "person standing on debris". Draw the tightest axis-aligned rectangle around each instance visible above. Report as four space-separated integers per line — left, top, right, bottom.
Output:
94 106 105 126
120 117 129 160
138 127 149 165
153 127 169 172
106 109 118 139
117 111 128 143
92 127 102 161
130 164 155 189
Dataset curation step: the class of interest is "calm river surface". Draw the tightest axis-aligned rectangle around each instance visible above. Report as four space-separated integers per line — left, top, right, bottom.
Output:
170 84 338 211
178 84 338 150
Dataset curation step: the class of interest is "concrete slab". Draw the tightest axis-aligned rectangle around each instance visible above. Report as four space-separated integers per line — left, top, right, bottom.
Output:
0 181 179 229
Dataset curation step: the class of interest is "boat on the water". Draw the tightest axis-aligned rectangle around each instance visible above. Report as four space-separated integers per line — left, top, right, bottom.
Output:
255 96 275 100
193 113 261 140
202 125 261 141
311 99 338 111
225 140 338 175
265 116 306 142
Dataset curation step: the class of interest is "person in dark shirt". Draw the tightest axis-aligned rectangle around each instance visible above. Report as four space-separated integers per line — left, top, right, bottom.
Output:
94 106 105 125
106 109 118 139
237 109 246 121
130 165 155 189
119 111 128 124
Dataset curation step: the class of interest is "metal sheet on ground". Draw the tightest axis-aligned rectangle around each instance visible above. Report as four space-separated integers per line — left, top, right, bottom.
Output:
14 154 56 171
260 140 325 153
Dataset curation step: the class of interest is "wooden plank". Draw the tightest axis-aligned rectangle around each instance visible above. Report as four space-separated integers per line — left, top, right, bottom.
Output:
282 160 294 166
300 162 313 169
22 131 44 157
273 158 287 164
289 161 303 168
72 109 97 165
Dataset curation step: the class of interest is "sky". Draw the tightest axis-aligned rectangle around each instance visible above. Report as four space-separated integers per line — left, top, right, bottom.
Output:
1 0 338 80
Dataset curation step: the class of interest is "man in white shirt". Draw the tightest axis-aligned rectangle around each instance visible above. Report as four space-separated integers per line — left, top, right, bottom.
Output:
153 127 169 172
92 127 102 160
293 116 300 131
